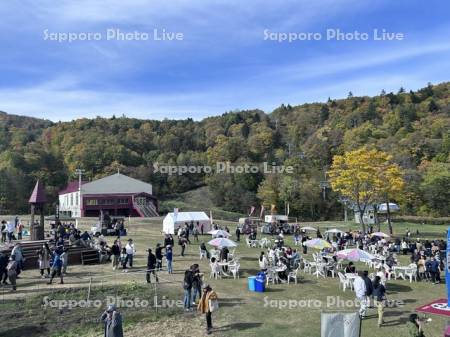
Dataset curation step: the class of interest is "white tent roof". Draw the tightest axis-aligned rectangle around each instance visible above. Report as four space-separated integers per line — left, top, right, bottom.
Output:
378 202 400 213
165 211 210 223
163 211 210 234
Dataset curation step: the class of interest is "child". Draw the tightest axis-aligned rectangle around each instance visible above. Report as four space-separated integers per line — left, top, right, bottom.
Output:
120 247 128 272
7 257 17 291
48 251 64 284
61 248 69 275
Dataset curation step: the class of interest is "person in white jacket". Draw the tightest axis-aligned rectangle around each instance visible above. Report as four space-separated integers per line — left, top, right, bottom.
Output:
259 252 268 271
353 272 367 319
125 239 136 268
6 221 15 243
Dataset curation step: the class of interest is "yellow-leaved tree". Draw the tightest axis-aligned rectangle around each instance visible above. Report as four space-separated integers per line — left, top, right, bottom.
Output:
328 147 404 234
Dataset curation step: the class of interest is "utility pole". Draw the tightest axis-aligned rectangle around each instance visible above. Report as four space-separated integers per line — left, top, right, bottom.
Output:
75 168 85 219
319 169 329 201
338 196 349 222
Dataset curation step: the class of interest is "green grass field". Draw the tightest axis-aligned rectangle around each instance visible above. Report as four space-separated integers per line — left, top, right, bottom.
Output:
0 216 447 337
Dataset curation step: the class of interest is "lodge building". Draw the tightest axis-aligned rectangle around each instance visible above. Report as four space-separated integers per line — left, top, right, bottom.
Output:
58 173 158 218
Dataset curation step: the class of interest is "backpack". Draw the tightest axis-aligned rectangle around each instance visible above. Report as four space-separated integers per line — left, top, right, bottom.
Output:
209 298 219 312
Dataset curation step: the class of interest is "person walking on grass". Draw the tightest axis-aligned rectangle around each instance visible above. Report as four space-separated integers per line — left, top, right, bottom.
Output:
193 226 199 242
155 243 163 271
166 245 173 274
125 239 136 268
372 275 386 327
61 247 69 275
37 243 51 278
11 243 24 277
120 247 128 272
111 240 121 270
48 250 64 285
191 264 203 305
16 220 24 240
6 221 15 243
362 270 373 308
1 221 6 243
353 271 367 319
183 267 194 311
146 248 159 284
6 256 17 291
179 236 187 257
100 304 124 337
0 251 9 285
198 284 218 335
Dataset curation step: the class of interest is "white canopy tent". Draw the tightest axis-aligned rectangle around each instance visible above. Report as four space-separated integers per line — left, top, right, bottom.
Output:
162 211 211 234
378 202 400 213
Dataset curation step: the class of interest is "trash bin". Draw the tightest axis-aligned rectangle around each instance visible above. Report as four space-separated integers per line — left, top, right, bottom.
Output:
248 276 256 291
255 272 266 292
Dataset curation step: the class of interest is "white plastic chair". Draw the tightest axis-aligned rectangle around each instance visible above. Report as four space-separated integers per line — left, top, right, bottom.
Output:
384 264 394 280
209 263 222 280
287 267 299 284
229 263 240 279
303 260 313 274
405 264 417 283
266 268 278 285
338 272 351 292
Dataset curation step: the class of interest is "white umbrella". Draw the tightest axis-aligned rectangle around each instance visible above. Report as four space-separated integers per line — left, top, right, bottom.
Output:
300 226 317 232
208 238 237 248
325 228 344 234
378 202 400 213
303 238 332 249
208 229 231 237
336 249 375 262
371 232 390 238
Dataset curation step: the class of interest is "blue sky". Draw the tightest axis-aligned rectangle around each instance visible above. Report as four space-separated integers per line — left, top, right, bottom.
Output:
0 0 449 121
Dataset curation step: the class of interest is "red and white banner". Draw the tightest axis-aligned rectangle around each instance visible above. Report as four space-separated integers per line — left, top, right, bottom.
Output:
416 298 450 317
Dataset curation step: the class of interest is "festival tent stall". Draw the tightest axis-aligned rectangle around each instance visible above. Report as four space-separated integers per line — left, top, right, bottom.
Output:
162 211 211 234
378 202 400 213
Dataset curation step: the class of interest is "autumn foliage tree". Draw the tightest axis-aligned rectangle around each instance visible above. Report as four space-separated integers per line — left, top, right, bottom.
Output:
328 148 404 234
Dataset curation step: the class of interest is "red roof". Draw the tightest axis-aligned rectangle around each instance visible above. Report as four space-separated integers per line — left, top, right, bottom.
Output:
59 181 86 195
29 180 47 204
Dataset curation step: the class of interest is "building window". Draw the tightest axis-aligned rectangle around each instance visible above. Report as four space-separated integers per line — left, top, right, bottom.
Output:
117 198 129 205
86 199 98 206
98 199 114 205
75 192 78 206
70 193 73 206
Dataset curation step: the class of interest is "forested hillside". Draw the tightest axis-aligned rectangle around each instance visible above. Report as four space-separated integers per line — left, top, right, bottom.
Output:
0 82 449 218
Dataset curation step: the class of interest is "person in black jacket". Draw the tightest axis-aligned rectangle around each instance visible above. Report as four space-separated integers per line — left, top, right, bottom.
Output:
235 227 241 242
0 251 8 284
183 268 194 311
155 243 164 271
362 270 373 308
146 249 159 283
191 264 203 305
301 235 308 254
372 276 386 327
111 240 121 271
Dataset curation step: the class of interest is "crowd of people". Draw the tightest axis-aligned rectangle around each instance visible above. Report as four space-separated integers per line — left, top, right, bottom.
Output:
0 216 443 336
